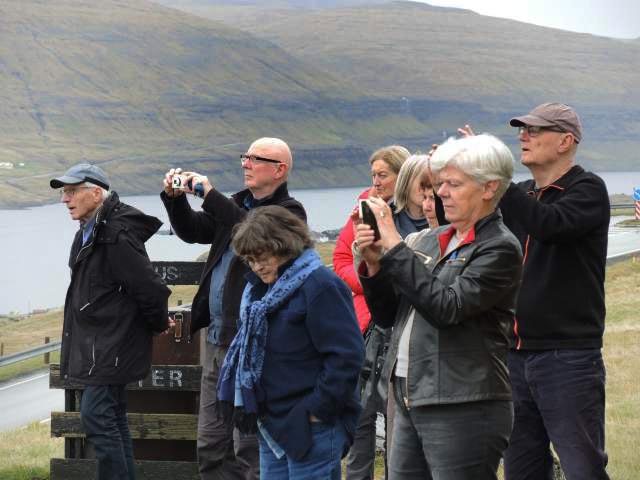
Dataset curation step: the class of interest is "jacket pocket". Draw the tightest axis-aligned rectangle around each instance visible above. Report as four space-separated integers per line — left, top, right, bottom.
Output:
92 334 120 377
69 334 96 378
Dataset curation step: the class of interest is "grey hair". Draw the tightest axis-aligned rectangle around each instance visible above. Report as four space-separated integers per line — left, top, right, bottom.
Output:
429 134 514 203
83 181 109 200
394 154 429 213
232 205 313 260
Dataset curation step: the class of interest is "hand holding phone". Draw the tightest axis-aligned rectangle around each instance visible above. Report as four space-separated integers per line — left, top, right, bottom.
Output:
359 199 380 241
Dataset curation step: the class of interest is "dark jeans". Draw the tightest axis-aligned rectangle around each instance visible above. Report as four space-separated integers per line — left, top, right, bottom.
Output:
259 422 347 480
504 349 610 480
80 384 135 480
389 377 512 480
198 341 259 480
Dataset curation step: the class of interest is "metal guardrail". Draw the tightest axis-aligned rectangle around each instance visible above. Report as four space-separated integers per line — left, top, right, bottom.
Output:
0 341 62 368
611 203 635 209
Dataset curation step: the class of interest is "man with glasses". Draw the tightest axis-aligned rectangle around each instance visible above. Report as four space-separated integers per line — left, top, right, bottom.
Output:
51 163 171 480
498 104 610 479
161 137 306 480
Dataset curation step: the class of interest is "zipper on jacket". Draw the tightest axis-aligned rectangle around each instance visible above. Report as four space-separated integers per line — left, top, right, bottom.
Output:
88 341 96 376
405 362 411 409
515 187 548 349
80 302 90 311
74 206 103 264
403 308 415 409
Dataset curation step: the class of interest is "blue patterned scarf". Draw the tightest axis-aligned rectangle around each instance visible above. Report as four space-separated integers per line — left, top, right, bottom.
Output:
216 248 323 433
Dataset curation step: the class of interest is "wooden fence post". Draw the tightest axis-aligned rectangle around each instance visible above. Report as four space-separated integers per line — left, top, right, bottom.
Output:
44 336 51 364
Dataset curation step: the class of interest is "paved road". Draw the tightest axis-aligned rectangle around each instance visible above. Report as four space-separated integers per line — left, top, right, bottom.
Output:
608 221 640 260
0 370 64 432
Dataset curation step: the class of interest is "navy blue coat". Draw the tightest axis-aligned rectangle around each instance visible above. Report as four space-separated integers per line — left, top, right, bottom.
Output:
247 263 365 461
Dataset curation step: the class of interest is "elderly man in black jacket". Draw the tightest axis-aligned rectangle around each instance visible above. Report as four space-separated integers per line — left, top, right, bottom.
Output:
499 104 610 480
51 163 171 480
161 137 306 480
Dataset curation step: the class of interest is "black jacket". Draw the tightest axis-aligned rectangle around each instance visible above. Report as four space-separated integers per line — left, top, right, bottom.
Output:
160 182 306 345
499 165 610 350
361 212 522 407
61 192 170 385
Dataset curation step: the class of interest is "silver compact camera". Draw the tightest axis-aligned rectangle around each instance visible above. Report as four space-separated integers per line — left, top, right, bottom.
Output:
172 174 190 190
171 173 205 197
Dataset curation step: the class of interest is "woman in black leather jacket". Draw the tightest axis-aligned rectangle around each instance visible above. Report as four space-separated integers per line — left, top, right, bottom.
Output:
355 134 523 480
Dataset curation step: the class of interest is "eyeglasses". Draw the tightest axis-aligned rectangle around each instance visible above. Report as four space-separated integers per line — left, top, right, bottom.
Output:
240 154 282 167
518 125 566 137
60 186 94 198
243 254 273 267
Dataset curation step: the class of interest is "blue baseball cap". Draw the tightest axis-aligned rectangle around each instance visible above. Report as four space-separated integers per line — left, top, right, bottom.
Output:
50 163 110 190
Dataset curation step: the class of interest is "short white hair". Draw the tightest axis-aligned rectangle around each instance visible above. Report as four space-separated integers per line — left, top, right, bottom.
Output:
83 181 109 200
430 134 514 203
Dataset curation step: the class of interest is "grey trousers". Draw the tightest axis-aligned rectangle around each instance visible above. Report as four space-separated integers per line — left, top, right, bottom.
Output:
345 390 381 480
389 377 513 480
198 341 259 480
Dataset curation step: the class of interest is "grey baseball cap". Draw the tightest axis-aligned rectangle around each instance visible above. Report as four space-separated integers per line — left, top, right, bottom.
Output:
50 163 110 190
510 102 582 143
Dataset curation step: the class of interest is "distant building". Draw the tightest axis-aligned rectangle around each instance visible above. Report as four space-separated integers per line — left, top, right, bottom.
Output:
0 162 14 169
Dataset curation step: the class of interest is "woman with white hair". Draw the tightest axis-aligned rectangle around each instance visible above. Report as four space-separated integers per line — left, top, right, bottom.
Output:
355 134 523 479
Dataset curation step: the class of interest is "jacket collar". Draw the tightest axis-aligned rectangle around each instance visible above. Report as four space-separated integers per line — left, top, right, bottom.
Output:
437 211 501 256
527 164 584 195
233 182 291 210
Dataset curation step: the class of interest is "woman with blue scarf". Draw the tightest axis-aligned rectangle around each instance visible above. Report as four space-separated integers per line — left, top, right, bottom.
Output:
217 205 365 480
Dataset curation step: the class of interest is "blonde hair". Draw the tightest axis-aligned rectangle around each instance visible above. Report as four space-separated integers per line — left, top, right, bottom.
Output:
394 154 429 213
368 145 410 175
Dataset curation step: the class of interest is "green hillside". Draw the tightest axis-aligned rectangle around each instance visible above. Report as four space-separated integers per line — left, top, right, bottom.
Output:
160 1 640 106
0 0 441 208
2 0 639 208
159 0 640 171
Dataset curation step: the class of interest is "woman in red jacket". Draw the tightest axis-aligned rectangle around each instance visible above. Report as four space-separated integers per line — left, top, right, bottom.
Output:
335 145 415 480
333 145 410 333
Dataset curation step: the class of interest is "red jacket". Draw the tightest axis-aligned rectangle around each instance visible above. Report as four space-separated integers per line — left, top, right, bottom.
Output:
333 189 371 333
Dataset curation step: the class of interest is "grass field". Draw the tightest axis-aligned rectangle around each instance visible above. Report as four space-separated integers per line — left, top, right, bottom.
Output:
0 253 638 479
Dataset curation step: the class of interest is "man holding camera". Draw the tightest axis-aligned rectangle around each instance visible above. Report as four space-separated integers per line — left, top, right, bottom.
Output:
161 138 306 480
51 163 171 480
498 103 610 479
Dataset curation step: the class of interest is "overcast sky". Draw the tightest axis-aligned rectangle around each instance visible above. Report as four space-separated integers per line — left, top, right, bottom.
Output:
420 0 640 39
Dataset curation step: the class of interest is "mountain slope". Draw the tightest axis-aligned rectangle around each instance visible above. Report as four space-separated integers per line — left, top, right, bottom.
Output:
2 0 639 208
155 0 640 179
159 0 640 108
0 0 435 207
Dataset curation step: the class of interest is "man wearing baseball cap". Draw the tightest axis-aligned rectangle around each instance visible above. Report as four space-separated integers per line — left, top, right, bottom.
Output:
499 104 610 479
51 163 170 480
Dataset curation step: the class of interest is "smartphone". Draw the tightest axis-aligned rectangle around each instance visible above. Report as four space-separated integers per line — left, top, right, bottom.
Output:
359 199 380 241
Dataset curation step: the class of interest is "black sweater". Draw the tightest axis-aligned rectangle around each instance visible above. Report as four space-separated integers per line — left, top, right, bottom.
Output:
499 165 609 350
161 182 306 345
